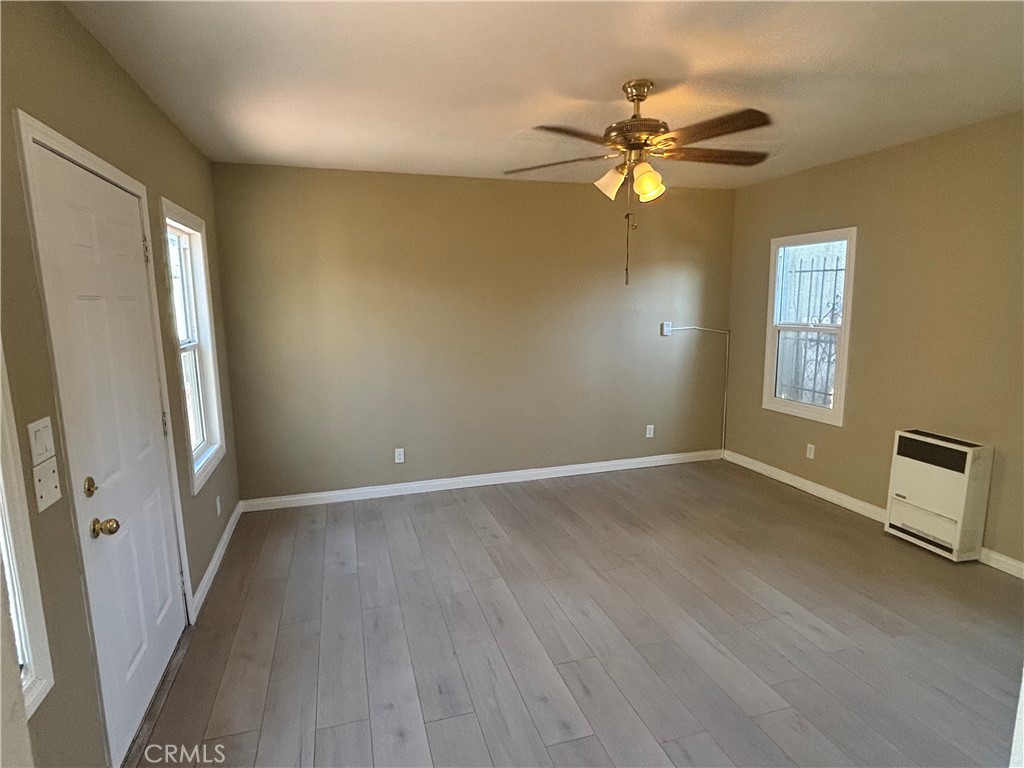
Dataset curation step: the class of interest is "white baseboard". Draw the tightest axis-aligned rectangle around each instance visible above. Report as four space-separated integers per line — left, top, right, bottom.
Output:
723 450 887 521
238 449 724 513
979 548 1024 579
723 450 1023 580
188 501 244 619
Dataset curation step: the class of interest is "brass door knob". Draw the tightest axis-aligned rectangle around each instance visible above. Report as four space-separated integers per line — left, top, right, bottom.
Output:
90 518 120 538
83 476 99 497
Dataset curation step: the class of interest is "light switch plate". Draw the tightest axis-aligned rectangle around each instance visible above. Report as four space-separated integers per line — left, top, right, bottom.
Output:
32 456 61 512
27 416 55 465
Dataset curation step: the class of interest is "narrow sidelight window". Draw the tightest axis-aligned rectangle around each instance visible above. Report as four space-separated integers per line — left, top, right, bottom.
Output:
162 199 225 492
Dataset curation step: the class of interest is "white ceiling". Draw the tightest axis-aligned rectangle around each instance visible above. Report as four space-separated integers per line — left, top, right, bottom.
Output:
70 2 1023 189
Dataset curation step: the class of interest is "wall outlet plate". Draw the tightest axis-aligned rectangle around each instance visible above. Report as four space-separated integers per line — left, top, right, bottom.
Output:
32 456 61 512
394 448 405 464
646 425 655 438
806 443 816 460
660 322 673 336
26 416 55 465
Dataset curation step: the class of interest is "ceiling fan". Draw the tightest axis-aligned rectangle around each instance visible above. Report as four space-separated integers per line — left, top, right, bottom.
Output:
506 79 771 202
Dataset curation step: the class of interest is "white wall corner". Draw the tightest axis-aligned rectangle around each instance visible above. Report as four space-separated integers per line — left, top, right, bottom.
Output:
188 501 244 619
723 450 1023 579
238 449 725 513
1011 676 1024 768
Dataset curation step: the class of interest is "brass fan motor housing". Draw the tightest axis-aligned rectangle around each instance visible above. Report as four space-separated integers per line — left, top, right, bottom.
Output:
603 117 670 152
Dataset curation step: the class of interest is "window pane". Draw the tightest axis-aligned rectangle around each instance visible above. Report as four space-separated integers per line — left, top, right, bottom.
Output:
0 480 28 670
777 240 846 325
181 349 206 452
0 550 27 671
166 228 198 346
775 330 838 408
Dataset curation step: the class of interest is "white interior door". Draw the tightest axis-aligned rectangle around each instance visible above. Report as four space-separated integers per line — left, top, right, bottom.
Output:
26 143 186 764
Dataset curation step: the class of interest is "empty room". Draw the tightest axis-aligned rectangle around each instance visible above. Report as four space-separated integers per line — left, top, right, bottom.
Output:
1 2 1022 767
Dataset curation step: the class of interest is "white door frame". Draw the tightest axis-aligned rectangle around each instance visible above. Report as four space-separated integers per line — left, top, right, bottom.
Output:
14 109 198 748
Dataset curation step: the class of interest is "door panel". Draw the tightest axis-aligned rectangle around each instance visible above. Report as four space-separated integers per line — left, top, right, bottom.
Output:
70 297 124 484
27 143 186 764
115 297 157 458
141 486 175 622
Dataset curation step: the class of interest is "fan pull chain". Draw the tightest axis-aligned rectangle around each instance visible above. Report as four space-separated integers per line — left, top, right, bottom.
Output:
624 212 634 285
624 185 638 285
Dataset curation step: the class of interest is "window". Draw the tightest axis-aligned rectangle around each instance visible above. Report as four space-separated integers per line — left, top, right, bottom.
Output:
161 199 225 493
1 355 54 715
763 227 856 426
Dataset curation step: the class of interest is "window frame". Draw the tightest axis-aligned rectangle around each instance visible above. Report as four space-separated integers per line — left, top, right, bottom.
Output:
0 352 54 716
762 227 857 427
160 199 225 494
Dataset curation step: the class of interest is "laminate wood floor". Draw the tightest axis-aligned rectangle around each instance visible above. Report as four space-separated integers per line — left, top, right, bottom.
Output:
135 461 1023 768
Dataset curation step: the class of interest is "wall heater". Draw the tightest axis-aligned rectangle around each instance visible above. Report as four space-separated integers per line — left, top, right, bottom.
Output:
884 430 993 561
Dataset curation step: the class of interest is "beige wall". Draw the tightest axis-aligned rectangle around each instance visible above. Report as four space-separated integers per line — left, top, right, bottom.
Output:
213 164 735 499
727 113 1023 561
1 3 239 764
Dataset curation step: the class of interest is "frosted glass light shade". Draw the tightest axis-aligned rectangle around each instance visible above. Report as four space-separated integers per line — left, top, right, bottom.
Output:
632 162 663 196
594 166 626 200
638 183 666 203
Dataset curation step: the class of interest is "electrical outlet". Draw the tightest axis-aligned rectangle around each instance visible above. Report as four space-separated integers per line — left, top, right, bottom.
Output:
216 495 222 517
646 425 655 438
32 456 61 512
394 448 405 464
806 443 815 460
660 322 673 336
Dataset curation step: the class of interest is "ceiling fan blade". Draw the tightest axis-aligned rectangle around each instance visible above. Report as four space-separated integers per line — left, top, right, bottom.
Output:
653 109 771 148
504 154 618 174
654 147 769 166
534 125 609 146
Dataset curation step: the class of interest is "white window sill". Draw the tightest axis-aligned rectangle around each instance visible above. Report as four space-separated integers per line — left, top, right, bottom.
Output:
23 670 53 717
190 442 225 495
762 396 845 427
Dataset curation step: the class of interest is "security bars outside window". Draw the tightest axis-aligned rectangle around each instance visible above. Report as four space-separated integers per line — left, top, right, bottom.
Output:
762 227 856 426
162 200 225 493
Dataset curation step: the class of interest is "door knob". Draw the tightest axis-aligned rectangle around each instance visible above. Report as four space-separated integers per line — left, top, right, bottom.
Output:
90 518 120 538
83 476 99 497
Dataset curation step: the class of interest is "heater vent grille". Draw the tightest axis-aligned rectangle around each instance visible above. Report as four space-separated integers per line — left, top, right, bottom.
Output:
896 436 967 474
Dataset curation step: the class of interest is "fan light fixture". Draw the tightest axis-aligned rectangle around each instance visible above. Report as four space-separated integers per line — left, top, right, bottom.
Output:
637 182 666 203
504 80 771 281
594 165 627 201
632 162 666 203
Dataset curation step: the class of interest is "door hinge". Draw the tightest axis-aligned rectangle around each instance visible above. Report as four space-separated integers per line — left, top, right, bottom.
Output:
143 236 151 263
161 411 168 437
